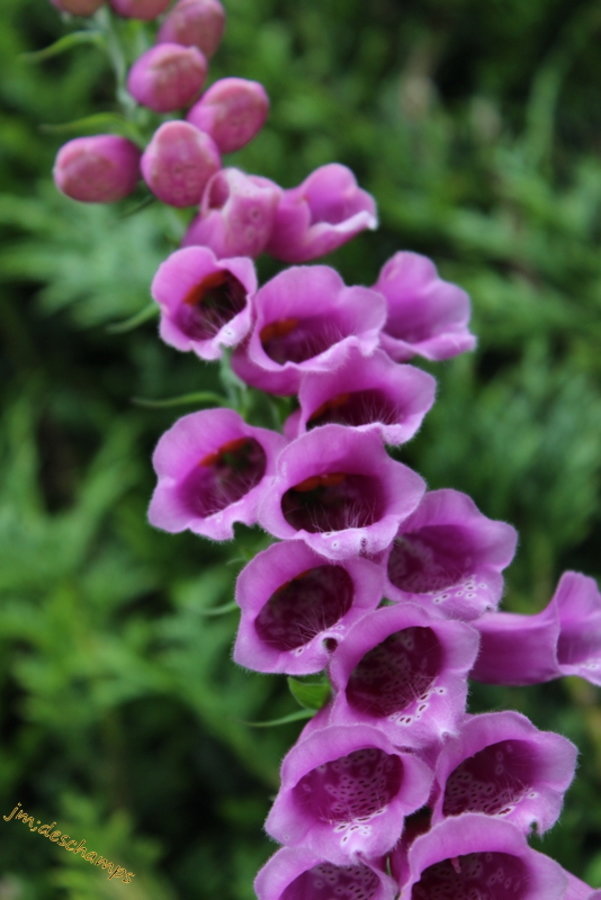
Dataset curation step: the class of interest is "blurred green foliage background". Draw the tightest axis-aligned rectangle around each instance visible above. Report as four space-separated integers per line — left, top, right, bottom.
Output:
1 0 600 896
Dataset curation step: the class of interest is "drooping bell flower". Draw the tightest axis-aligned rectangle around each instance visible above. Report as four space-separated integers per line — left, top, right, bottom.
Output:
384 489 518 621
151 245 255 359
156 0 226 58
141 121 220 208
127 44 208 113
283 347 436 445
109 0 171 18
148 408 286 540
257 425 425 560
328 605 480 749
182 167 281 258
265 724 432 865
430 711 577 835
50 0 104 13
231 266 386 396
471 571 601 686
187 77 269 153
397 814 568 900
233 539 383 675
374 251 476 361
255 846 398 900
265 164 378 263
53 135 141 204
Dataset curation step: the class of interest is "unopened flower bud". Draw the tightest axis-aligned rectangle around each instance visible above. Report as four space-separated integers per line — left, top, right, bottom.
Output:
50 0 104 13
127 44 207 113
156 0 225 58
141 121 220 208
109 0 172 20
187 78 269 154
53 135 141 203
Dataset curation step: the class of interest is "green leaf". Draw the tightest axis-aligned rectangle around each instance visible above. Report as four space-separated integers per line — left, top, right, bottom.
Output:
105 303 158 334
244 709 314 728
287 676 331 710
39 113 141 142
131 391 228 409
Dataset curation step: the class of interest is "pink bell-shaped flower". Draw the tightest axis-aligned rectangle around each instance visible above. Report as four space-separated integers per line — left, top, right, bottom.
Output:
233 539 383 675
266 164 378 263
151 245 255 359
257 425 425 561
148 408 286 540
265 723 433 864
109 0 171 18
50 0 104 13
384 489 518 621
374 251 476 361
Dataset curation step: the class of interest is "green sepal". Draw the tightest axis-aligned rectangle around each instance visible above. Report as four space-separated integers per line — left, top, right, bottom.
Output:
287 676 331 710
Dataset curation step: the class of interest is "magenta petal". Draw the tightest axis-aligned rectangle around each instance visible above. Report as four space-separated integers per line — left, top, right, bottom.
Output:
127 44 207 113
374 251 476 361
284 347 436 445
431 711 577 834
266 164 378 263
399 814 567 899
328 604 480 749
265 724 432 864
255 847 397 900
385 489 518 621
231 266 386 396
258 425 425 560
151 245 256 359
233 539 383 674
148 408 286 540
187 77 269 153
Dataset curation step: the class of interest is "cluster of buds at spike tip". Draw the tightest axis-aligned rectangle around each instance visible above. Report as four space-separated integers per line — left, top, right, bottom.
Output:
47 0 601 895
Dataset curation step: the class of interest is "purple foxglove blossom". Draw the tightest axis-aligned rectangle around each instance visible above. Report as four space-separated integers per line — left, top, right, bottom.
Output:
127 44 208 113
283 347 436 445
50 0 103 13
373 251 476 361
265 164 378 263
430 711 577 834
156 0 226 59
109 0 171 18
265 724 432 865
255 846 398 900
472 571 601 686
231 266 386 396
182 168 281 258
148 408 286 540
233 539 383 675
187 77 269 154
53 135 141 204
384 489 518 621
328 605 479 749
564 872 601 900
141 122 220 208
257 425 425 560
397 814 568 899
151 246 255 359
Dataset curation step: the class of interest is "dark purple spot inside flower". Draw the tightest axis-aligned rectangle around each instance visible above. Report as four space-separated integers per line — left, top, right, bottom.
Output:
254 566 354 651
260 317 343 364
281 861 380 900
177 270 247 340
442 740 536 818
294 747 402 824
411 852 528 900
346 627 442 718
307 389 399 430
387 526 474 593
282 472 384 533
178 436 266 517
